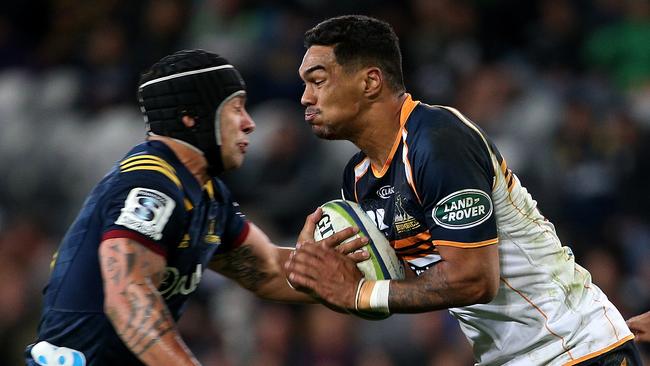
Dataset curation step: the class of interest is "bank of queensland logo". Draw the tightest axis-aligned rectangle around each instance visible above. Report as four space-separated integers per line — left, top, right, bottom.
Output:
376 185 395 199
432 189 493 229
116 188 175 240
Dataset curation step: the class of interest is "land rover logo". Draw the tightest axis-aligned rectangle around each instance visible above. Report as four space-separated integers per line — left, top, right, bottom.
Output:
377 185 395 199
432 189 493 229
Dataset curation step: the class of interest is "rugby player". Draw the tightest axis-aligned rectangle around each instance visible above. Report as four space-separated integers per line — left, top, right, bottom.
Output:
25 49 367 366
285 15 642 365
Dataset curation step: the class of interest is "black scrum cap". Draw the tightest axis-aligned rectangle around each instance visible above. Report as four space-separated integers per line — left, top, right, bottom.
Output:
138 49 246 176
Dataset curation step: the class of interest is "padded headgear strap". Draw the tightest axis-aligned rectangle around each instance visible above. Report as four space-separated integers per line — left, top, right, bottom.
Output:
137 50 246 176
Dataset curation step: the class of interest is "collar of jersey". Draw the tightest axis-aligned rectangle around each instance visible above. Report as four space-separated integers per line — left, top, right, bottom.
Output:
370 93 420 178
146 140 204 206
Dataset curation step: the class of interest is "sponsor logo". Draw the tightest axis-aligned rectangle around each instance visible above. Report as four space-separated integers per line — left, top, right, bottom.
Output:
159 264 202 299
393 194 421 233
377 185 395 199
432 189 493 229
316 213 335 239
31 341 86 366
116 188 175 240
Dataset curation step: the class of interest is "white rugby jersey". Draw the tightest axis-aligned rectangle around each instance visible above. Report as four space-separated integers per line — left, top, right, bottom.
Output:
341 95 633 365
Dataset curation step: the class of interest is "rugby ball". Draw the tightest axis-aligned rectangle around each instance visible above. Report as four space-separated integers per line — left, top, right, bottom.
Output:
313 199 405 281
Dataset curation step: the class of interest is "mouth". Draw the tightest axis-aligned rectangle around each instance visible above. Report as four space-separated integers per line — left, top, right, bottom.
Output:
237 142 248 154
304 109 319 122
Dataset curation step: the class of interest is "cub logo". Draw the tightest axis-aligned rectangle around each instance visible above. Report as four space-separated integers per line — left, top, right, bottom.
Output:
433 189 492 229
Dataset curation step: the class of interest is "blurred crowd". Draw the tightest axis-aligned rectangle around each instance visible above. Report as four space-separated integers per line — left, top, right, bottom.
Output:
1 0 650 364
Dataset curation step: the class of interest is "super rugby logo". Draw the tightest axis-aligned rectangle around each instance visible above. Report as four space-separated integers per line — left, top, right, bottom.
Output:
116 188 175 240
376 185 395 199
433 189 492 229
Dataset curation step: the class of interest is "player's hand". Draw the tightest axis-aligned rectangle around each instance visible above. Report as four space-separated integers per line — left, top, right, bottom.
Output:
285 241 363 309
297 208 370 262
627 311 650 343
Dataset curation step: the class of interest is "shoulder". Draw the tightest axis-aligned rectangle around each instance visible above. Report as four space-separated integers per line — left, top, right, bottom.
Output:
405 104 491 158
116 142 184 191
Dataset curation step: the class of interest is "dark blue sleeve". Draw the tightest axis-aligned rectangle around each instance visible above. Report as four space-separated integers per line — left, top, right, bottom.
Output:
100 170 186 258
211 179 250 253
410 108 498 248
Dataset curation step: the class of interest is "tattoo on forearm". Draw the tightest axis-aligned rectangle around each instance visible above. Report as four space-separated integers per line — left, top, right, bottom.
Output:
101 240 176 357
213 245 268 291
389 264 452 312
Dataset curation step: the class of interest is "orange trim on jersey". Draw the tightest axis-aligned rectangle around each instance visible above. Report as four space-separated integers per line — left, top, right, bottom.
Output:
370 94 420 178
392 231 432 249
500 277 574 360
434 238 498 248
500 159 508 175
584 283 621 340
371 127 402 178
397 243 434 255
562 336 634 366
400 94 419 126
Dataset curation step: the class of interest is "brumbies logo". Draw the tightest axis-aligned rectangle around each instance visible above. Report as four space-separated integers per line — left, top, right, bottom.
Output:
433 189 492 229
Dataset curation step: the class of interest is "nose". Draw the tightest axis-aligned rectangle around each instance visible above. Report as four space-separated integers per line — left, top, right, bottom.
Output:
241 109 256 134
301 84 315 107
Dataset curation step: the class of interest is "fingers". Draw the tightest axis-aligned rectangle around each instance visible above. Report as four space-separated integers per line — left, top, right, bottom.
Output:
347 250 370 263
336 235 368 255
317 226 359 248
297 208 323 243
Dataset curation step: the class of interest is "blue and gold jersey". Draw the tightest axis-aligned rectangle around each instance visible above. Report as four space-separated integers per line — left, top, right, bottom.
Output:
30 140 249 365
342 95 632 365
342 95 498 275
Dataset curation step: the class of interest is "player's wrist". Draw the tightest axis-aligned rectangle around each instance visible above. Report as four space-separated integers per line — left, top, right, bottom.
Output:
355 278 390 314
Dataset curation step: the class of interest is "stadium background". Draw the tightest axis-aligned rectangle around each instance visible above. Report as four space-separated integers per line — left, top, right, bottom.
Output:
1 0 649 364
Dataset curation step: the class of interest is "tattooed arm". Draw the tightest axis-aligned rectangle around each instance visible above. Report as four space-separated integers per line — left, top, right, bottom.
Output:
286 241 500 312
387 244 499 312
210 210 368 302
99 238 200 366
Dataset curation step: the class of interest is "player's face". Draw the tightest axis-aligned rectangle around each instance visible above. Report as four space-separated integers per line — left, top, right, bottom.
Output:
219 94 255 170
299 45 365 140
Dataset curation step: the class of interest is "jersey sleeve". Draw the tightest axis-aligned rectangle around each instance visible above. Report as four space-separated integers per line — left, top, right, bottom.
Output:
100 170 186 258
211 179 250 254
411 109 498 248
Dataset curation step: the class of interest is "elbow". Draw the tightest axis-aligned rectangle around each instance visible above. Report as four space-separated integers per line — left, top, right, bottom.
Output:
468 276 499 304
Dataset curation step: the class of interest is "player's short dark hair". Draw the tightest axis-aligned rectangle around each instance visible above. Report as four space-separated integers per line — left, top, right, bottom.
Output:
304 15 405 93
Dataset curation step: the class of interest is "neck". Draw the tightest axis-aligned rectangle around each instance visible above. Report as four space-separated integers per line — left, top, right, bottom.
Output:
351 92 407 169
147 135 211 186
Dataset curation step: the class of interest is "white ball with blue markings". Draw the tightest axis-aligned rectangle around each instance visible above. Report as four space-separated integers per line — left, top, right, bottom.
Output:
314 199 405 281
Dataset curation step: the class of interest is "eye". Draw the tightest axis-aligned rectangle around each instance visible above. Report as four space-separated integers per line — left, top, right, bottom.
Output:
314 80 325 86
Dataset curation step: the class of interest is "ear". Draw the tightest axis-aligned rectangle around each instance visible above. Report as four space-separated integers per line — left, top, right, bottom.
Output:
363 67 383 99
181 115 196 128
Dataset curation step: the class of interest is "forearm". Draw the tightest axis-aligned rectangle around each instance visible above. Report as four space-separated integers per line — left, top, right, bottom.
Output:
254 247 316 303
389 260 493 312
105 279 199 366
211 245 315 303
358 260 496 314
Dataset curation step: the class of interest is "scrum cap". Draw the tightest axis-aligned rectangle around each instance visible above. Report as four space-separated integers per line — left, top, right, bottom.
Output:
138 49 246 176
